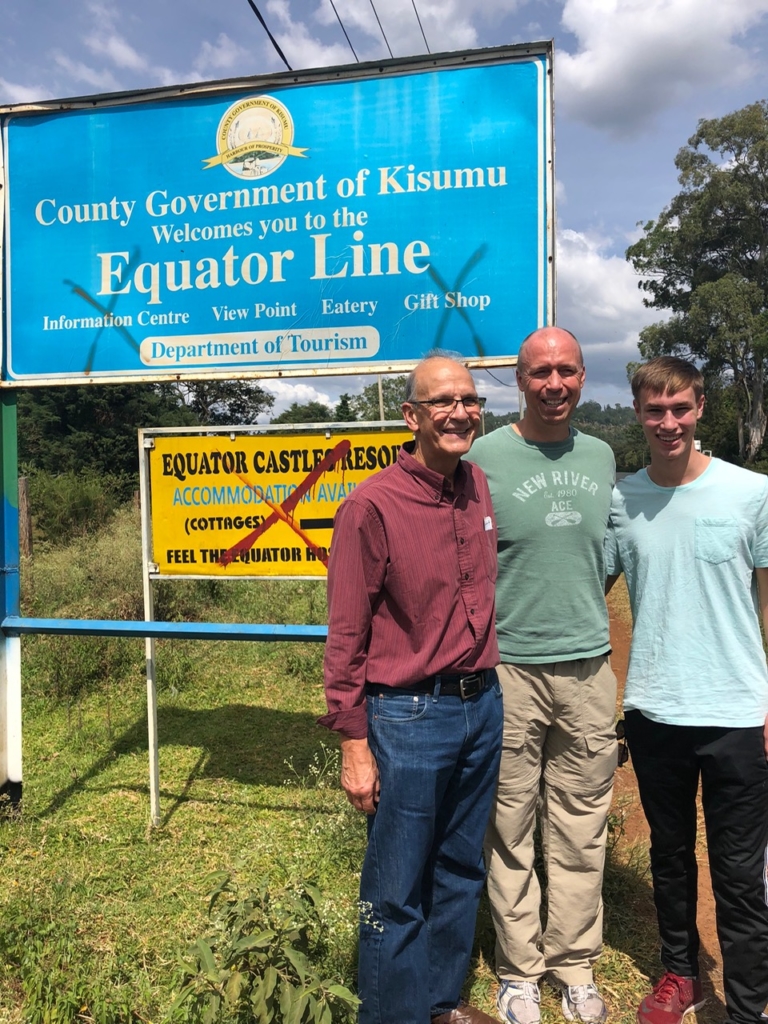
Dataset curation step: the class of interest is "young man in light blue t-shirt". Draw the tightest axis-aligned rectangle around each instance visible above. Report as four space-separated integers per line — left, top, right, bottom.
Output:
605 357 768 1024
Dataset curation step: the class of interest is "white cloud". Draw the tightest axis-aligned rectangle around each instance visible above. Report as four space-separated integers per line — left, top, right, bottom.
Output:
308 0 530 61
193 34 251 77
556 227 660 386
80 1 176 86
0 77 52 103
84 29 147 71
261 380 334 418
52 52 120 91
265 0 353 69
558 0 768 135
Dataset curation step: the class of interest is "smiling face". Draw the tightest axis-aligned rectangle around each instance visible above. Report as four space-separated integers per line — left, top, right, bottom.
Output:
402 358 481 478
635 385 705 466
516 329 585 441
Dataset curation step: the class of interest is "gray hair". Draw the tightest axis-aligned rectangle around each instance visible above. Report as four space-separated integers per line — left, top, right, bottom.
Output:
404 349 468 403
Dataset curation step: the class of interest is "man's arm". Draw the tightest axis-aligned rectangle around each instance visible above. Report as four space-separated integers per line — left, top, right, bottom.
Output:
322 499 387 811
755 566 768 757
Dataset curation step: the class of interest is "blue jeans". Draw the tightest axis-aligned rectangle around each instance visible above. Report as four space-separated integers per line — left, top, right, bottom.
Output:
358 673 503 1024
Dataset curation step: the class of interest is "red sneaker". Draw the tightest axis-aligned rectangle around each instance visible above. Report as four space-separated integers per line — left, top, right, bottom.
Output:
637 974 705 1024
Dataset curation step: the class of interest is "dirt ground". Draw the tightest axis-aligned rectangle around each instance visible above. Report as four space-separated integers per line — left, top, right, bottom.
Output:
608 609 725 1022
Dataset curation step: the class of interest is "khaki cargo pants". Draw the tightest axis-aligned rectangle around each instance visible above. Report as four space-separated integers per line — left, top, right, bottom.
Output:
485 656 618 986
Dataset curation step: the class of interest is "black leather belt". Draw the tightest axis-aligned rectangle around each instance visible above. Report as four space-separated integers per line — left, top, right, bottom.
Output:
367 669 490 701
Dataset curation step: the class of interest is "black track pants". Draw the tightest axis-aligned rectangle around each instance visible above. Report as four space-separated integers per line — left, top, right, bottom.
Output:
624 710 768 1024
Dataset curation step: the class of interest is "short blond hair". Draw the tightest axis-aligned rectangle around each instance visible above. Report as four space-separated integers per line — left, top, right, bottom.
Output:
631 357 704 402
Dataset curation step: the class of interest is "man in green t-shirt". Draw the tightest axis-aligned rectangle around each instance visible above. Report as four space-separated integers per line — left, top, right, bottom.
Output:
467 327 617 1024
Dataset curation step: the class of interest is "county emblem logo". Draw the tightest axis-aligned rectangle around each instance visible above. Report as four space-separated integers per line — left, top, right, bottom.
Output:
204 95 307 179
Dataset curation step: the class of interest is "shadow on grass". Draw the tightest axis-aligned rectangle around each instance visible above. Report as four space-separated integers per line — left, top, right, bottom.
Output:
39 703 335 820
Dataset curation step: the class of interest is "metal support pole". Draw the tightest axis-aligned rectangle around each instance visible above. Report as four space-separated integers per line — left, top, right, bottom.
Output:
138 434 161 826
0 392 21 808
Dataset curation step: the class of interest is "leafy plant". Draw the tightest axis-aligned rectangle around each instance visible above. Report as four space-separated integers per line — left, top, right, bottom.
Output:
171 873 359 1024
0 883 154 1024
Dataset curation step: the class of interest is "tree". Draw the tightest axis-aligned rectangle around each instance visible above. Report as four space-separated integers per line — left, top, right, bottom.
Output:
270 400 333 424
481 410 516 434
626 101 768 463
168 380 274 425
17 379 275 483
350 376 408 421
334 393 356 422
17 383 198 481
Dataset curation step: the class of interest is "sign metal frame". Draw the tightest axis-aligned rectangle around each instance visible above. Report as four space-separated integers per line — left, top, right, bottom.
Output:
0 42 554 387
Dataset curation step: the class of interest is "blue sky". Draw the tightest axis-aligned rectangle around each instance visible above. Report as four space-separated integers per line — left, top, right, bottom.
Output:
3 0 768 414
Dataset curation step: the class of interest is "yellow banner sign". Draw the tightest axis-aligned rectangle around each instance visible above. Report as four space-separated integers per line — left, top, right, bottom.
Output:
149 427 412 577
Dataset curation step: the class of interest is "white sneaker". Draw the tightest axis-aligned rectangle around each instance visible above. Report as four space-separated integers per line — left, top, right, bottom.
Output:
497 981 541 1024
561 984 608 1024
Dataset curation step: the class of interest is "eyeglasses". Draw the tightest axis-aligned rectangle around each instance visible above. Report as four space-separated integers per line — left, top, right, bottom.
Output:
409 395 487 412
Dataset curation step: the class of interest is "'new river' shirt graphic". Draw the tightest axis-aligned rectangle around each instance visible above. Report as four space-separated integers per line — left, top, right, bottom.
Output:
511 467 601 527
467 426 615 663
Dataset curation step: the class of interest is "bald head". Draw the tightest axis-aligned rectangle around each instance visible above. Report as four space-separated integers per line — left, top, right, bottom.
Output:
515 326 586 442
518 327 583 375
405 354 470 403
401 354 480 478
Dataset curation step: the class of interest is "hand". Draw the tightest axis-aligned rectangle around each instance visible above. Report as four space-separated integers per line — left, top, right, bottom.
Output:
339 737 380 814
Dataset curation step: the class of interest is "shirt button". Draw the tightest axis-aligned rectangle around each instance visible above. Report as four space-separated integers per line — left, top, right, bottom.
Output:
470 609 475 615
463 573 469 580
460 538 465 544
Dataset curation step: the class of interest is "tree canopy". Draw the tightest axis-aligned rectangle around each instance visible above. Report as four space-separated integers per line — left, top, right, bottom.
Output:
168 380 274 426
626 100 768 463
270 400 333 424
18 379 274 484
334 394 356 422
350 376 408 421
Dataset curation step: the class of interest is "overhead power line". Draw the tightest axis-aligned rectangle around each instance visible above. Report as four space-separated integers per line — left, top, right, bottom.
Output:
244 0 293 71
411 0 431 53
328 0 360 61
368 0 394 58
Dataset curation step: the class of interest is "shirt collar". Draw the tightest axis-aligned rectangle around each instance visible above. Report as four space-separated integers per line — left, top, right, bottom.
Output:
398 441 467 500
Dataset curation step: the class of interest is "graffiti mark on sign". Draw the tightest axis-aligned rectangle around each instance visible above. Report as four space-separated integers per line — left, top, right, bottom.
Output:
217 439 352 567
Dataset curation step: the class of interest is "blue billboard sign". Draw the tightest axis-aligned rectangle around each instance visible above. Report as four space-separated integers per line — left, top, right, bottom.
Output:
0 44 553 385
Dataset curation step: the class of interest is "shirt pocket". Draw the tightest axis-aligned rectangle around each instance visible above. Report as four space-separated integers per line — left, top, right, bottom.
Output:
694 517 739 564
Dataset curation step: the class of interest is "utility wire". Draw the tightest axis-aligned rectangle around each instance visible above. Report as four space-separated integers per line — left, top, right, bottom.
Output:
410 0 431 53
484 367 518 388
368 0 394 58
244 0 293 71
328 0 360 61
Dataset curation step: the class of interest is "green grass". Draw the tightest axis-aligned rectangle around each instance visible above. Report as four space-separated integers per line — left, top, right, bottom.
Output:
0 507 686 1023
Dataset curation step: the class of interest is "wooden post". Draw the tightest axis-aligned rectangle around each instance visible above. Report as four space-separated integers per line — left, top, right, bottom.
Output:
18 477 31 558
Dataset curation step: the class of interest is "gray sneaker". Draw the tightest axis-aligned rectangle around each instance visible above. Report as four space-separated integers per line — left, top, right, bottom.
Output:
497 981 541 1024
561 984 608 1024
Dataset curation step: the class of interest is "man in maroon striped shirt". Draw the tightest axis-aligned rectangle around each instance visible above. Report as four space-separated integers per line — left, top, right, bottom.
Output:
321 354 503 1024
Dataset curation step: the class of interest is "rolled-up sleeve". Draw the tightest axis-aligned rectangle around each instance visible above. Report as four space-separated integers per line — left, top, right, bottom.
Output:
319 497 387 739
